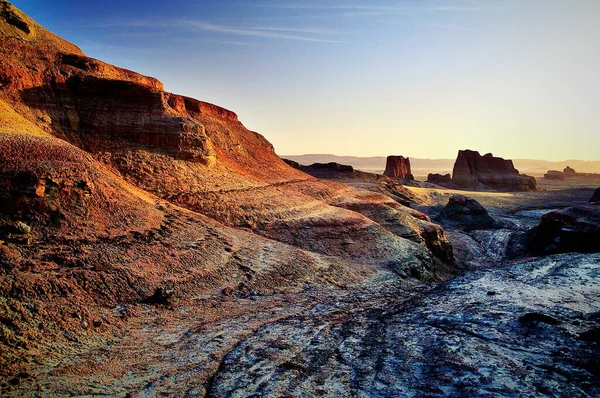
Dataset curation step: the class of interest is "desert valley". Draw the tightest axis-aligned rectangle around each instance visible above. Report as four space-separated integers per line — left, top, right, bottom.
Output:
0 1 599 397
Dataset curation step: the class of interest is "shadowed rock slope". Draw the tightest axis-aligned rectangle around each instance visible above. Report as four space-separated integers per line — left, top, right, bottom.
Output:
0 1 461 387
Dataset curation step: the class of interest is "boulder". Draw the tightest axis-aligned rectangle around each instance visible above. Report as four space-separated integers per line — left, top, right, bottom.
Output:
451 150 536 191
528 204 600 254
435 195 501 231
590 188 600 203
383 156 414 180
427 173 451 184
563 166 576 175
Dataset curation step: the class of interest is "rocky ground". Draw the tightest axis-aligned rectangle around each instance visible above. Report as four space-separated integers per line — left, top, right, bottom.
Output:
2 185 598 397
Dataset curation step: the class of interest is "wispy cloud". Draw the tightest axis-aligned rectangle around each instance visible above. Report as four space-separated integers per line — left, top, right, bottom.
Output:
183 21 340 43
87 19 340 43
106 32 165 38
254 3 485 13
247 26 339 34
215 40 266 48
255 4 412 12
428 23 482 32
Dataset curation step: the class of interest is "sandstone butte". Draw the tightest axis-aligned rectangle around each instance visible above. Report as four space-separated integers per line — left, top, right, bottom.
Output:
0 1 461 381
383 155 414 180
451 149 536 191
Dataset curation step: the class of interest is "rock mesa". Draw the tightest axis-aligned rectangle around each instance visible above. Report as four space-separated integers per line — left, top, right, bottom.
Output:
452 150 536 191
427 173 451 185
383 156 414 180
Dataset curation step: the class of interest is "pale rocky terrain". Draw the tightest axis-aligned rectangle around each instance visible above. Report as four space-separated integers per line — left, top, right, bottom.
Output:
0 2 599 397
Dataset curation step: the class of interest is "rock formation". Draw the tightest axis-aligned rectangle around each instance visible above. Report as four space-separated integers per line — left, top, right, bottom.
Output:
1 4 597 396
0 0 458 279
427 173 451 184
564 166 576 175
543 166 600 181
383 156 414 180
0 2 464 385
528 204 600 254
590 188 600 203
435 195 501 231
543 170 566 180
451 150 536 191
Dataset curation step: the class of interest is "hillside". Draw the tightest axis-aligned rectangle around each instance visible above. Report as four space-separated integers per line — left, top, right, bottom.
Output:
1 2 598 396
0 1 462 388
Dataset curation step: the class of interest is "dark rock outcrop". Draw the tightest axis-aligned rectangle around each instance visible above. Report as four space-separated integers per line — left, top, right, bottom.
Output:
307 162 354 173
528 204 600 254
543 167 600 182
519 312 561 326
564 166 576 175
282 158 301 169
383 156 414 180
543 170 565 180
590 188 600 203
435 195 501 231
427 173 451 184
452 150 536 191
283 161 360 180
283 159 366 180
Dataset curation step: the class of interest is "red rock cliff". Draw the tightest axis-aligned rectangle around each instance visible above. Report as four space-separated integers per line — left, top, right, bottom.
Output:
0 0 301 184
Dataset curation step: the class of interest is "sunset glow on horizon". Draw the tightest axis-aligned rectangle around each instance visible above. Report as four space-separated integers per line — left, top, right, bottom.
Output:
16 0 600 161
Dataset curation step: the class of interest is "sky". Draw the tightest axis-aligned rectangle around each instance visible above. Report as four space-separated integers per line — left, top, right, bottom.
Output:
13 0 600 160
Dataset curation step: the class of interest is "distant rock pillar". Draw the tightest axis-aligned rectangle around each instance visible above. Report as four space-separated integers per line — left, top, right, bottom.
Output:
383 156 414 180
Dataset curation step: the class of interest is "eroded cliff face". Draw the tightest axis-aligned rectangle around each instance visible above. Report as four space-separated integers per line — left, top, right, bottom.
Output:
0 0 459 277
452 149 536 191
0 4 293 177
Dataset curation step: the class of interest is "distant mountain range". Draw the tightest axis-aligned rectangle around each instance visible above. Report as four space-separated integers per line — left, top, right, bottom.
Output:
280 154 600 177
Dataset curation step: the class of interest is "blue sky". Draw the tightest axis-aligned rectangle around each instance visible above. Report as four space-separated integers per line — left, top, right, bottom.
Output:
13 0 600 160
